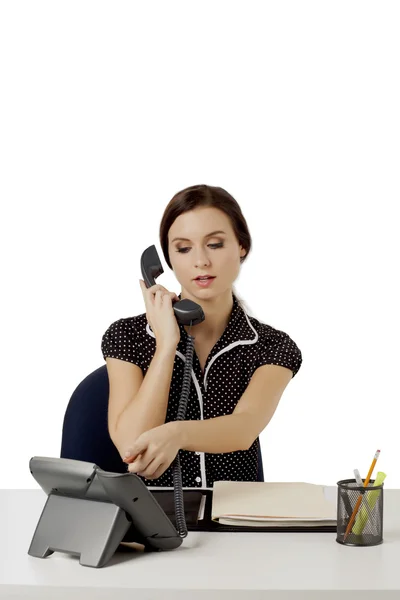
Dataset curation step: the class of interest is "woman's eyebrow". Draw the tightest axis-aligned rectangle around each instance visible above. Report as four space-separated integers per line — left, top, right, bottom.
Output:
171 230 226 243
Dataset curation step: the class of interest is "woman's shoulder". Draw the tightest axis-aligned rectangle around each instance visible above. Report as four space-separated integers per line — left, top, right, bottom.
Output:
247 312 293 342
101 311 154 364
101 310 150 345
246 313 303 377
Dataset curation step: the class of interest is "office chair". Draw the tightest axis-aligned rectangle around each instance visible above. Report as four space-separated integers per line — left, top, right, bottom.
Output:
60 364 265 482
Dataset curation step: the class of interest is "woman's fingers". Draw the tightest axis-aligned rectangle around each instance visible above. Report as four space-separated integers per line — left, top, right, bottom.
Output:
126 448 166 479
154 289 163 308
139 458 166 480
138 279 181 347
140 280 178 302
128 453 151 473
141 282 168 295
123 451 140 464
145 463 168 480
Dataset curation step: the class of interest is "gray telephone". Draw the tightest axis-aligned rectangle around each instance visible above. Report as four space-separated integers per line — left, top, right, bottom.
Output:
27 245 205 568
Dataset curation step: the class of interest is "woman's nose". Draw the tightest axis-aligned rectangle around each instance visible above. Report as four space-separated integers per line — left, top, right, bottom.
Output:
194 249 211 267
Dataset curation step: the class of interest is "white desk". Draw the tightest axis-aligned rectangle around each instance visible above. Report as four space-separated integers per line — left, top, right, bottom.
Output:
1 488 400 599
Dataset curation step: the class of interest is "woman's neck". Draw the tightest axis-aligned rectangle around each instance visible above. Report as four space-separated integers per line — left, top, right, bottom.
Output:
182 288 234 340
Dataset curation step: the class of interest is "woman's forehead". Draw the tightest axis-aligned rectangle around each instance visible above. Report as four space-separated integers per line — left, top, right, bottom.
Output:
168 207 233 240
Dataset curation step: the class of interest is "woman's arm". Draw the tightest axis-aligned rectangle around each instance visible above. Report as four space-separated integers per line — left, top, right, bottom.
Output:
125 364 294 479
177 363 294 453
175 414 251 453
111 343 177 459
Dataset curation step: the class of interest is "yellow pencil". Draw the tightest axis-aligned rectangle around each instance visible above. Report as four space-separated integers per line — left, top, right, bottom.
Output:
343 449 380 542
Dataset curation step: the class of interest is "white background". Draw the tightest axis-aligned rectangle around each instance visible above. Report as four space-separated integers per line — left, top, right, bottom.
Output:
1 1 399 489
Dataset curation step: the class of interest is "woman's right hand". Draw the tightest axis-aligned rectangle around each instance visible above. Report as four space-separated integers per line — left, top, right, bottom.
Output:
139 279 181 349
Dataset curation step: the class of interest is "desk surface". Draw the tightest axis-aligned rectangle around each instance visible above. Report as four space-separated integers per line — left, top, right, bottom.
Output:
1 488 400 599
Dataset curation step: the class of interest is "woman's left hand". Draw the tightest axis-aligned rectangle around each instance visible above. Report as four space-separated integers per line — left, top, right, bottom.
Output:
123 421 183 480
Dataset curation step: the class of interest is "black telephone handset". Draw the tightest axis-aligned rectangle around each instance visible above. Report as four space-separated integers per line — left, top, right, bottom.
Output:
140 244 205 538
140 245 205 326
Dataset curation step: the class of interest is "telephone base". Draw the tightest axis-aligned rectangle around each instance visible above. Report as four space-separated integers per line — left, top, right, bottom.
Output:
28 457 184 568
28 493 156 568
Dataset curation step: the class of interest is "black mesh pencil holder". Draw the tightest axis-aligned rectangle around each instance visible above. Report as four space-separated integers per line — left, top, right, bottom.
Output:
336 479 384 546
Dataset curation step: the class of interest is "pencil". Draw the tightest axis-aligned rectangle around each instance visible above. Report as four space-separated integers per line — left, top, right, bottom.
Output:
343 449 380 542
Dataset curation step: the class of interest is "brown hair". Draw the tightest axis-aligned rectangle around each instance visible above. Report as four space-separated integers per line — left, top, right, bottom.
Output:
159 184 253 314
159 184 252 269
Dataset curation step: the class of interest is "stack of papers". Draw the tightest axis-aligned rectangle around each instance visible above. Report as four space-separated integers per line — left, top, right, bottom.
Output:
211 481 337 527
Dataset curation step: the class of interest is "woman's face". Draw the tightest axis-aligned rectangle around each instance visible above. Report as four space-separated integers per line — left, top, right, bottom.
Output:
168 206 246 300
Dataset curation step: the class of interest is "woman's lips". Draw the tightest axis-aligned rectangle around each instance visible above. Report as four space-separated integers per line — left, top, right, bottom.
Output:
194 276 216 288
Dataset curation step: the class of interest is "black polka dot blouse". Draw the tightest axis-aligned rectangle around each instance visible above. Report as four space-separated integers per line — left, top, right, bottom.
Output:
101 292 302 489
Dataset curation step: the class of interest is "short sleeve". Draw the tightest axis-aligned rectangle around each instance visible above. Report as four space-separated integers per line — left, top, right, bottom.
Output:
255 328 303 378
101 317 142 368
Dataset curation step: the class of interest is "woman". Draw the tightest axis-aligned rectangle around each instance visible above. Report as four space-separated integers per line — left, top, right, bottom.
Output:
101 184 302 488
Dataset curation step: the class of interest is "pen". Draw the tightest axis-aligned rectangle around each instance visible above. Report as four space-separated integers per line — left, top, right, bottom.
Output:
353 468 377 536
343 449 380 542
341 486 354 520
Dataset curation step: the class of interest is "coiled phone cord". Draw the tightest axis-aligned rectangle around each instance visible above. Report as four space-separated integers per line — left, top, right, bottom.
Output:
172 323 195 538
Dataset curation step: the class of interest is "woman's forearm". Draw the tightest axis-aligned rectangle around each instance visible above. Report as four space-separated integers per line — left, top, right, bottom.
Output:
175 414 252 454
113 344 176 457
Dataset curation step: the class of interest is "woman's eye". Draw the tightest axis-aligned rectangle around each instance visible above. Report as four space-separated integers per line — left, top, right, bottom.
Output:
176 242 224 254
